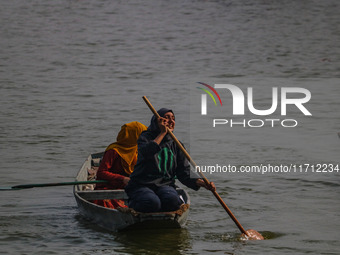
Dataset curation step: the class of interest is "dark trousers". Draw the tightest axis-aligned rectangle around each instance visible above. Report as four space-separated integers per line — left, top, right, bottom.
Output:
126 185 182 213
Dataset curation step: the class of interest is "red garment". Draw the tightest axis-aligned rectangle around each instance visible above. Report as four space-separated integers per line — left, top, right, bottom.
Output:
93 150 129 209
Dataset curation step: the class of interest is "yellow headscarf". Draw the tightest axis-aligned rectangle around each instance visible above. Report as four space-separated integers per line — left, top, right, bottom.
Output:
105 121 147 175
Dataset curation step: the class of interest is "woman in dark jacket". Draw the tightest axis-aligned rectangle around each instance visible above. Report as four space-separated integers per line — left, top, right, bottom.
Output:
125 108 214 212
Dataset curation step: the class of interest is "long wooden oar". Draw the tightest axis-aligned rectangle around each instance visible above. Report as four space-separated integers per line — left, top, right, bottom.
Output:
142 96 264 240
0 180 108 191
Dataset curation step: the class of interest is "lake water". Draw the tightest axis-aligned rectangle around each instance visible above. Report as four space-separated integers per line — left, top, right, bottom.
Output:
0 0 339 254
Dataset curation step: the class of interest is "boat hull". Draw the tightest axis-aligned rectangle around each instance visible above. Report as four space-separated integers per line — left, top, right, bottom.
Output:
74 153 190 232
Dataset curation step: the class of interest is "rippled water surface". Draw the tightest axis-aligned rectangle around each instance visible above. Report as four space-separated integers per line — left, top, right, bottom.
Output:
1 0 339 254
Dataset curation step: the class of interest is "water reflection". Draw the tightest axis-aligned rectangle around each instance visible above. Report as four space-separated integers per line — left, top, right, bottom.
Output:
113 228 192 255
75 214 191 254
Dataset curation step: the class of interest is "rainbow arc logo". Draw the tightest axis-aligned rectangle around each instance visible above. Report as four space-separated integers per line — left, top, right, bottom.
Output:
197 82 223 115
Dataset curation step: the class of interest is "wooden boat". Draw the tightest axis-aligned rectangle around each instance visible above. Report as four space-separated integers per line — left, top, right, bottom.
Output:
73 152 191 232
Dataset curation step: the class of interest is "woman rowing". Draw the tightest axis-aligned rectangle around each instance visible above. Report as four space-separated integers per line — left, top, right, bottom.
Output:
125 108 215 213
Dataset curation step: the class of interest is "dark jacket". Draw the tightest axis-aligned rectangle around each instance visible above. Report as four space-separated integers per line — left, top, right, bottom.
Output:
125 108 200 191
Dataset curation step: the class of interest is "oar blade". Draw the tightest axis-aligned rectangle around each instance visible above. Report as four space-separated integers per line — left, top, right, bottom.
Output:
0 187 13 191
0 187 23 191
241 229 264 240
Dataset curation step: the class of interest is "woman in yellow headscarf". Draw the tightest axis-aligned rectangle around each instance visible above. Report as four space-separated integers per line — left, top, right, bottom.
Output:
93 121 147 209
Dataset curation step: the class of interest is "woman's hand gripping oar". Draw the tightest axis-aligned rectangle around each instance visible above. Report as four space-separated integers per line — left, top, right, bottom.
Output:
142 96 264 240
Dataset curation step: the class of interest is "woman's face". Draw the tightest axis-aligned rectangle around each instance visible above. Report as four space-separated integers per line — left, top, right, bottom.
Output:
163 112 175 132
